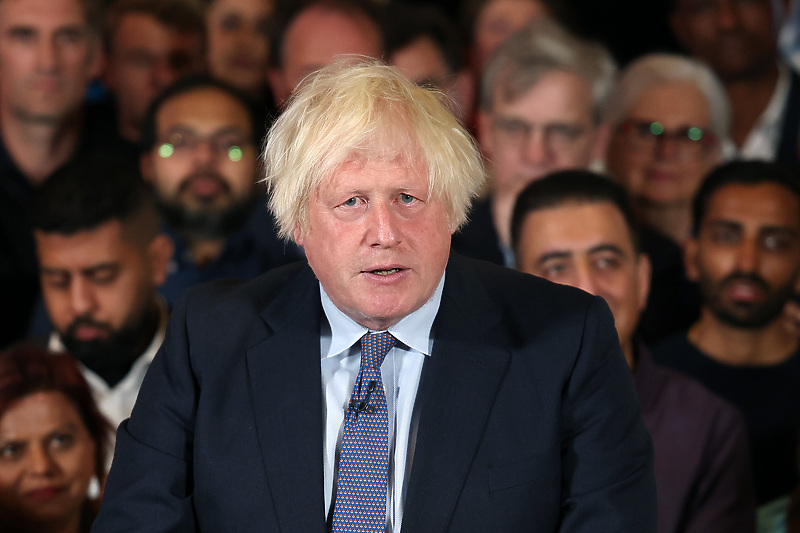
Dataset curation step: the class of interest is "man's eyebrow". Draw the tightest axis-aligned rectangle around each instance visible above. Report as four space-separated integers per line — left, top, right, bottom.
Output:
704 219 742 231
759 225 800 238
587 243 626 256
537 250 572 266
81 263 119 277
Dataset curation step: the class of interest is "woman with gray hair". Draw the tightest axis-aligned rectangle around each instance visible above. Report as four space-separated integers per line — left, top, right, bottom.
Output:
604 53 733 246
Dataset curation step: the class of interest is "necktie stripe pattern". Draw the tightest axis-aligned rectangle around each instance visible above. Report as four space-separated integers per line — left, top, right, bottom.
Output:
331 331 395 532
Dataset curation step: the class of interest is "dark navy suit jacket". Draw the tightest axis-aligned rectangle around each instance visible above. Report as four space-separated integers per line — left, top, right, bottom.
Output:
93 255 656 532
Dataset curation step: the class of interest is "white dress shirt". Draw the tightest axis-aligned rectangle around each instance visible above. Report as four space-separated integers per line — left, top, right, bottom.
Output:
320 275 444 532
739 62 791 160
48 298 168 470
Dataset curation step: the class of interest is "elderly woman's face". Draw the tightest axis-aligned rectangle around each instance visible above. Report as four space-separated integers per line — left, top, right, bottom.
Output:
0 391 96 529
606 82 720 208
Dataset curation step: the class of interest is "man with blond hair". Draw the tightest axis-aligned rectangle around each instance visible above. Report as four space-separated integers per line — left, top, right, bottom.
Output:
95 60 656 532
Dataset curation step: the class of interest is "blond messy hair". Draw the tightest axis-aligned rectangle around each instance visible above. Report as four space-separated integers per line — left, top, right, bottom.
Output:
262 58 486 241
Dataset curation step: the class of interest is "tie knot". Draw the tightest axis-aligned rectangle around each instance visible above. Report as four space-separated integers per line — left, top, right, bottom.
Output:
361 331 395 369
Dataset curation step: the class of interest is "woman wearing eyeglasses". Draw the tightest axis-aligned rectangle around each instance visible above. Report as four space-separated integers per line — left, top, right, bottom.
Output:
604 53 733 247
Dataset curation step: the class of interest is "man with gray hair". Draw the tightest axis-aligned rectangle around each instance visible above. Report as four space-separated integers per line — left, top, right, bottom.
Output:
94 60 655 531
453 18 616 266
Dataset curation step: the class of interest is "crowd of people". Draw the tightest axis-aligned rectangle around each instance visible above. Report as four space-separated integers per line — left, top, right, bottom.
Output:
2 0 800 531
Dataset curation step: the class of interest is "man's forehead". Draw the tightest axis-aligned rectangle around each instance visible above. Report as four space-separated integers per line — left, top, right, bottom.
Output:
702 183 800 229
492 70 595 121
523 201 635 250
0 0 88 29
156 89 251 133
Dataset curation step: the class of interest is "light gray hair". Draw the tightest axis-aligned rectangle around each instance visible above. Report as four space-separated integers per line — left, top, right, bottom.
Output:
603 53 732 143
480 18 617 123
262 58 486 241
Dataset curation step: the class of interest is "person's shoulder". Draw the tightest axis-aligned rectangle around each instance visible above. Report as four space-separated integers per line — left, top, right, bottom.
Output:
176 260 313 317
447 254 604 335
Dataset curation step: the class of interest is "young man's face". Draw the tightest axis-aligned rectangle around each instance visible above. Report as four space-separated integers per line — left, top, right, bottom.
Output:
686 182 800 328
0 0 101 123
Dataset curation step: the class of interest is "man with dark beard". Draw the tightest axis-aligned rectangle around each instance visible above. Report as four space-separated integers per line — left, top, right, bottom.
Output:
30 156 173 433
653 160 800 515
139 75 303 305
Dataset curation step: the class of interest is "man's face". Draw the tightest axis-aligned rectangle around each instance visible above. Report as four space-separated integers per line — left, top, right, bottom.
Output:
270 5 383 103
606 82 720 208
295 158 453 331
141 87 257 237
670 0 776 80
0 0 100 123
103 12 204 139
472 0 548 72
206 0 273 97
478 70 608 198
516 201 650 351
686 182 800 328
35 219 162 358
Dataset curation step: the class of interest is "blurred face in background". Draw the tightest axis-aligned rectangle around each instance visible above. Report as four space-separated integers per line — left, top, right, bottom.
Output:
479 70 608 199
606 82 720 209
0 391 96 531
206 0 273 98
472 0 548 73
103 11 204 140
0 0 101 124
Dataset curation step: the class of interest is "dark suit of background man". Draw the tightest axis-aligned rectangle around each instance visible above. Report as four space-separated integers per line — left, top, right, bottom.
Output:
94 60 656 532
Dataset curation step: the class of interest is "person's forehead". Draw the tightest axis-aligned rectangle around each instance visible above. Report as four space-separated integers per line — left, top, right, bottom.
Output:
626 82 711 125
156 88 252 133
35 220 136 268
0 391 84 438
703 182 800 229
0 0 88 30
284 6 382 61
521 201 636 253
492 70 595 122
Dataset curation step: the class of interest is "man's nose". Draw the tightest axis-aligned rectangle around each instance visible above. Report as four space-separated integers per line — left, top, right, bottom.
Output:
368 201 402 247
68 278 97 316
521 128 551 165
735 238 760 273
36 37 59 72
572 264 599 297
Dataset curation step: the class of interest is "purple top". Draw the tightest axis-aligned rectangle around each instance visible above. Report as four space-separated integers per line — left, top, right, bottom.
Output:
635 347 756 533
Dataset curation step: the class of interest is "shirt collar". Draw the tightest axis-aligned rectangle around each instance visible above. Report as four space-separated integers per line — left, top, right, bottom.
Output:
319 273 445 359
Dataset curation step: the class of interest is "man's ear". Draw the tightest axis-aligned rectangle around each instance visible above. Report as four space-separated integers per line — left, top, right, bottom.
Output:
148 234 174 287
684 237 700 282
636 252 652 312
293 223 305 246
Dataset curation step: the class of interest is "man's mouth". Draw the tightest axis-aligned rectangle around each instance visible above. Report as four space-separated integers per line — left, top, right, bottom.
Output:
369 268 402 276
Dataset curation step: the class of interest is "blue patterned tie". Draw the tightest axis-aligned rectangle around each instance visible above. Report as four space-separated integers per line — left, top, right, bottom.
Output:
331 331 395 533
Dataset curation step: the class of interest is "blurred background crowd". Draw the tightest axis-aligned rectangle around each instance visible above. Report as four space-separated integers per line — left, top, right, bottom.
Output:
3 0 800 531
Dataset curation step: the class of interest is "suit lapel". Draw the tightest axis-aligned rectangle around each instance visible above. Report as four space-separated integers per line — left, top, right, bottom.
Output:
246 266 327 532
403 257 511 531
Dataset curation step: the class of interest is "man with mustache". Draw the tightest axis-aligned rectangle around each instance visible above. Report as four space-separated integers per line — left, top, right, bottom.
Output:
653 160 800 513
30 156 173 430
139 74 303 305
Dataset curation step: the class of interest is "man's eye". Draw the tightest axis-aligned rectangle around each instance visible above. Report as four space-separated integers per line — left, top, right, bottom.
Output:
342 197 360 207
542 263 566 277
399 193 417 204
595 256 621 270
0 442 21 460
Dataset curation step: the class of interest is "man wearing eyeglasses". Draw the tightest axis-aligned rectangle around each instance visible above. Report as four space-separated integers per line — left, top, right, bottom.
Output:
451 18 616 267
139 74 303 306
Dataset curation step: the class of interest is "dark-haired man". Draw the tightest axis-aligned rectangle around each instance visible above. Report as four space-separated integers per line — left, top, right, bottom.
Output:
140 74 302 305
267 0 384 106
0 0 104 348
654 160 800 509
100 0 205 153
31 156 173 429
512 170 755 533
